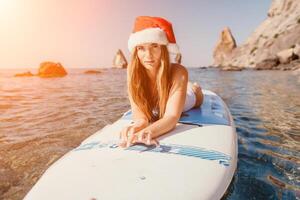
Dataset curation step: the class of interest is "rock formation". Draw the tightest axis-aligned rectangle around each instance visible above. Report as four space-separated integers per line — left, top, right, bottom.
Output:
213 0 300 70
14 71 34 77
293 44 300 57
255 57 279 70
276 48 298 64
38 62 67 78
213 27 237 66
221 66 244 71
84 70 102 74
113 49 127 68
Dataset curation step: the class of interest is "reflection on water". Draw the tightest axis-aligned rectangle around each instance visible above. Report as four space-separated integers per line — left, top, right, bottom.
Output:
0 68 299 199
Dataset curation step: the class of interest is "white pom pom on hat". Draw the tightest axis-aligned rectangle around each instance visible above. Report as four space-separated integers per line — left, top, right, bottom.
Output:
128 16 180 55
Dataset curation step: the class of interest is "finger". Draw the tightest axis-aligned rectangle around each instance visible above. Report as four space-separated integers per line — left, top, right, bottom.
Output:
126 129 135 148
119 141 126 148
137 130 146 143
143 131 159 147
151 139 159 147
130 126 138 135
146 132 151 146
120 127 128 142
132 133 139 145
126 135 137 147
119 136 127 148
130 131 139 144
119 130 125 144
119 127 126 139
119 126 130 148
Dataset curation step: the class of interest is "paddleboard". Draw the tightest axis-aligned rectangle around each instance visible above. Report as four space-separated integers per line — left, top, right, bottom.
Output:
24 89 238 200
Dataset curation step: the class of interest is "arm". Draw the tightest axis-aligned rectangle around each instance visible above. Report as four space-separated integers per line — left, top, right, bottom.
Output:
135 65 188 139
119 90 149 148
128 91 149 128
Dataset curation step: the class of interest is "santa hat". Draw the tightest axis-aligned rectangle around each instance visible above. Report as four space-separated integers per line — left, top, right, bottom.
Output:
128 16 180 56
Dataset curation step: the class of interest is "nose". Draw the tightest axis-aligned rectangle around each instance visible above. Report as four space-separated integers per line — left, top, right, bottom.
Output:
144 49 153 59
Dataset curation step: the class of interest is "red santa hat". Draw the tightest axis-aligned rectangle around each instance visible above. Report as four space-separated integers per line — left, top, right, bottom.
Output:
128 16 180 56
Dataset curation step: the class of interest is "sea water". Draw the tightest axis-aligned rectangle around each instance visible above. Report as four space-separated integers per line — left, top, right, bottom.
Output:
0 68 299 200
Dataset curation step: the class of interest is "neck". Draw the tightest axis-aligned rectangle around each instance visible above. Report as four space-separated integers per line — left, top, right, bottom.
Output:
146 67 158 83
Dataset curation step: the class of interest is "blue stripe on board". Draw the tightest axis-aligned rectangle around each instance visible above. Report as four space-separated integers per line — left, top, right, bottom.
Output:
74 141 231 167
121 93 231 126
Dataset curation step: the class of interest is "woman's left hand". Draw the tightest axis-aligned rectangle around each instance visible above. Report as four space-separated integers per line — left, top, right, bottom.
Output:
125 129 159 148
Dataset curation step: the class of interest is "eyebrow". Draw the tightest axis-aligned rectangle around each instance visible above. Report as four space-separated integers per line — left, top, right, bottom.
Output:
137 43 158 48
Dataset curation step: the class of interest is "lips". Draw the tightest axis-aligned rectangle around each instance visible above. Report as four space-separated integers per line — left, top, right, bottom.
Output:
144 61 154 64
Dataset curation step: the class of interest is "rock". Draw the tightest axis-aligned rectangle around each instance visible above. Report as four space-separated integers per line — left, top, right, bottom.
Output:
212 0 300 69
213 27 237 66
38 62 67 78
14 71 34 77
275 59 300 70
254 57 279 70
221 65 244 71
268 0 295 17
292 67 300 75
276 48 298 64
113 49 127 68
291 60 300 70
293 43 300 57
84 70 102 74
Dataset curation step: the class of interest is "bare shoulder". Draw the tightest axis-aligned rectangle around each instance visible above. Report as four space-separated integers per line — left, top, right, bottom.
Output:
170 63 188 82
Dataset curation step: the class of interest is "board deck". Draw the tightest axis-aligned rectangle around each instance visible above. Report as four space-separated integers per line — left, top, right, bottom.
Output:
24 90 238 200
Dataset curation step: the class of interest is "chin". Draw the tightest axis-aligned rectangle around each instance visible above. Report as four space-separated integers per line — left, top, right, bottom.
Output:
143 64 154 69
143 63 159 70
144 66 153 70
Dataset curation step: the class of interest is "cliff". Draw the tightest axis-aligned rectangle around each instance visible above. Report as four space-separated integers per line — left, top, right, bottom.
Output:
213 0 300 70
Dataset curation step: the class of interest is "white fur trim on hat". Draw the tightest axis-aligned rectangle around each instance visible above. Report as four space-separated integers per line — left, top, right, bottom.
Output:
167 43 180 54
128 27 169 53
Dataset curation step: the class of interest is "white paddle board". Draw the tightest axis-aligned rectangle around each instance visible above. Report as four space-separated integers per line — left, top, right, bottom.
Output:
24 90 238 200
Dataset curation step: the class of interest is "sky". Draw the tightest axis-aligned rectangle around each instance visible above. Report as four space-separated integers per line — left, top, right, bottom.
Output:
0 0 272 69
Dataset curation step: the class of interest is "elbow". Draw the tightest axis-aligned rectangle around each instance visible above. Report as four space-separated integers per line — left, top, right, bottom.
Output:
170 123 177 131
167 115 179 131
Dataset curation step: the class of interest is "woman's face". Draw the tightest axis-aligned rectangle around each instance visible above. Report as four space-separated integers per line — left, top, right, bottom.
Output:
136 43 162 70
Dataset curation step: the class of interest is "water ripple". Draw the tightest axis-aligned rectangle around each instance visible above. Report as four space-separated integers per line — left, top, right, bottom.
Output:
0 68 299 200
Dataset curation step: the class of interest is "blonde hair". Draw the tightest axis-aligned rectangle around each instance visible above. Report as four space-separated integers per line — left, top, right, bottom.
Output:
127 45 172 122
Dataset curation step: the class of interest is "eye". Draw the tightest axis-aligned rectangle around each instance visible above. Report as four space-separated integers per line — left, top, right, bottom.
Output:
137 46 144 51
152 44 159 48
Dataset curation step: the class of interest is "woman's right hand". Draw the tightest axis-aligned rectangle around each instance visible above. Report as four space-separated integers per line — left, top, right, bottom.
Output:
119 119 148 148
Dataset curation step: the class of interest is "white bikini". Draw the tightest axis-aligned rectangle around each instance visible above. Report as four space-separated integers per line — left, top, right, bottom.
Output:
183 82 196 112
152 82 196 118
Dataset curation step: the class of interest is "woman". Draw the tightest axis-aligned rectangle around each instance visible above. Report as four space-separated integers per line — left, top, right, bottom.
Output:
119 16 203 148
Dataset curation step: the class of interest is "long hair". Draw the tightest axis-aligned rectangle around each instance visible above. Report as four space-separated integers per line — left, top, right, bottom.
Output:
127 45 172 122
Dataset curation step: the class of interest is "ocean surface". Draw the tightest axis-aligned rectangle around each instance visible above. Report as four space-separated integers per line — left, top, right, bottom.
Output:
0 68 299 200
